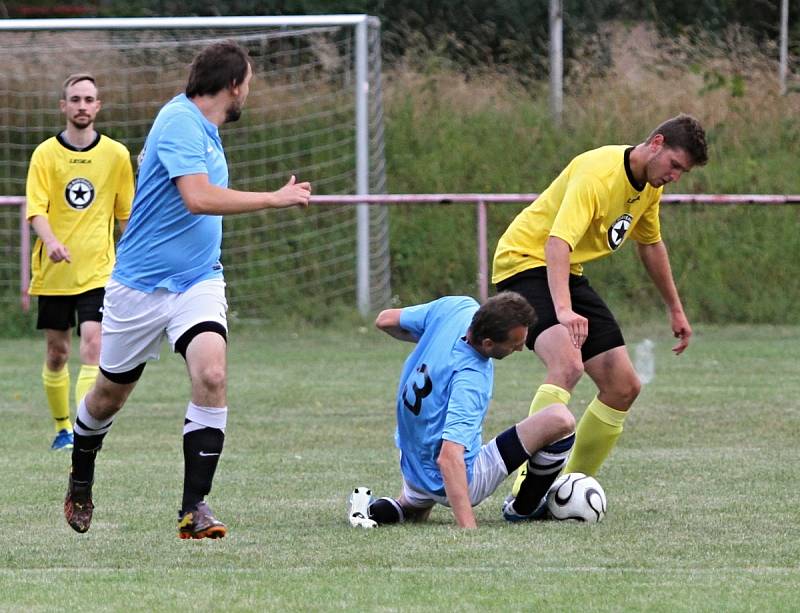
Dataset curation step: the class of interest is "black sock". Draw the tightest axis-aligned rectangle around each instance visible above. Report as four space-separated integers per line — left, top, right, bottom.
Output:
515 434 575 515
71 423 112 484
182 425 224 512
368 497 403 524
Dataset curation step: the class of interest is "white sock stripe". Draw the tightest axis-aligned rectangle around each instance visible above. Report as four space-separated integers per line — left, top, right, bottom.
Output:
185 402 228 430
74 423 113 437
182 421 207 435
75 398 114 432
528 449 570 475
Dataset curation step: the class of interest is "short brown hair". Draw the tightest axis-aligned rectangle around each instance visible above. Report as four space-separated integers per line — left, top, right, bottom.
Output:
647 113 708 166
185 41 251 98
469 292 536 344
61 73 96 100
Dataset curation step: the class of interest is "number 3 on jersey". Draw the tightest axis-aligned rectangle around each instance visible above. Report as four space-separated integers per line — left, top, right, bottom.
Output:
402 364 432 416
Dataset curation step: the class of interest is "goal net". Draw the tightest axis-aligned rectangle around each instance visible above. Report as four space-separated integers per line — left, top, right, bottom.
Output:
0 16 390 321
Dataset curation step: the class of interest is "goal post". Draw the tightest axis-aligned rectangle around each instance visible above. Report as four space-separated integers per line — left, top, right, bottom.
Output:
0 15 389 319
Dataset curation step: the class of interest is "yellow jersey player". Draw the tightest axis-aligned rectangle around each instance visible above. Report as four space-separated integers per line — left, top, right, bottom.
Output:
492 114 708 520
26 73 134 450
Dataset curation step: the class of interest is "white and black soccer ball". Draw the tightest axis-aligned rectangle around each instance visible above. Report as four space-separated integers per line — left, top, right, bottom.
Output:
546 472 607 523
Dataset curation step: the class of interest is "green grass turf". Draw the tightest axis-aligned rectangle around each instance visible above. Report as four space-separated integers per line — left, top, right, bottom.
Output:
2 322 799 611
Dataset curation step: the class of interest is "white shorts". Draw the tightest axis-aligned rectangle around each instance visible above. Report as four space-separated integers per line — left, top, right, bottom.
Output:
99 278 228 374
401 437 509 510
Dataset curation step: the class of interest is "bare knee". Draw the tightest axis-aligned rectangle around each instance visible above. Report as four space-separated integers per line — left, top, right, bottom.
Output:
541 404 576 440
79 336 101 365
599 375 641 410
87 385 125 419
45 343 70 371
550 357 584 390
195 364 227 397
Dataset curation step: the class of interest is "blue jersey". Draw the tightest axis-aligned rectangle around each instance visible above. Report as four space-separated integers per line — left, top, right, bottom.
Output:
395 296 494 495
113 94 228 293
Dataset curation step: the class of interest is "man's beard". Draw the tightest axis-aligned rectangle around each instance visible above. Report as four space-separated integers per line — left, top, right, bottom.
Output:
69 115 92 129
224 102 242 124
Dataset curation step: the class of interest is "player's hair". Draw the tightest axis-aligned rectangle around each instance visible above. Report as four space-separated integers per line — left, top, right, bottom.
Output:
469 292 536 344
61 73 96 100
647 113 708 166
185 41 251 98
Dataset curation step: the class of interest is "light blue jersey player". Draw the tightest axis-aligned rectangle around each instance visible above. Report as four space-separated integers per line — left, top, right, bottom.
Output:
349 292 577 529
113 93 227 293
63 41 311 539
394 296 494 496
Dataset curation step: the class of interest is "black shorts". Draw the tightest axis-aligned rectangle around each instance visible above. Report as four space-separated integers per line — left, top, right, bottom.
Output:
496 267 624 361
36 287 105 334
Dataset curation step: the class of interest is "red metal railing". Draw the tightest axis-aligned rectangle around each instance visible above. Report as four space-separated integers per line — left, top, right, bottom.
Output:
4 193 800 311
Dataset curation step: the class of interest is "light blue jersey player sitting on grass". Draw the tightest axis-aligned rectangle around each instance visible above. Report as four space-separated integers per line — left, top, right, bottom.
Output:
349 292 576 529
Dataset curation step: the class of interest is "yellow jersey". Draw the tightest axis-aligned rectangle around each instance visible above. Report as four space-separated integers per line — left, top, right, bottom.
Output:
26 133 134 295
493 145 663 282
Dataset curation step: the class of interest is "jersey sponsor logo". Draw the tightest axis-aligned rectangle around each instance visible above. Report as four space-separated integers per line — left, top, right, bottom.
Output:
626 194 641 204
402 364 432 416
607 213 632 250
69 158 91 164
64 177 95 210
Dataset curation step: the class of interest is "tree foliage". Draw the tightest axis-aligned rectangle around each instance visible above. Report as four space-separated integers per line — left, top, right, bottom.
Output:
5 1 799 79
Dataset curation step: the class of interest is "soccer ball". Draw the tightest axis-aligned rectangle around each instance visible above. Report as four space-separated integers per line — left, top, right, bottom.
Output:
546 472 607 523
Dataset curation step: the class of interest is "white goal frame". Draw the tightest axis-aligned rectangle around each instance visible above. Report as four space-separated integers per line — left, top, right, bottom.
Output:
0 14 385 316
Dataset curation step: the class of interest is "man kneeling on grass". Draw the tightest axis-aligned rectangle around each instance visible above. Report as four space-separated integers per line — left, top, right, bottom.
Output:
348 292 575 529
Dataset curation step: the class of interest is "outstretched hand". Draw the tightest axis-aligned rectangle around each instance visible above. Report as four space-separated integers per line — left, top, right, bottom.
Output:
274 175 312 208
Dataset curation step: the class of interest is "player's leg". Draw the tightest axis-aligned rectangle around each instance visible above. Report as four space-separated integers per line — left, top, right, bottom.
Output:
38 296 75 448
169 278 229 539
366 478 435 526
563 279 639 476
74 288 104 410
564 346 640 476
65 370 140 533
497 270 582 495
65 279 163 533
43 328 73 448
501 404 576 520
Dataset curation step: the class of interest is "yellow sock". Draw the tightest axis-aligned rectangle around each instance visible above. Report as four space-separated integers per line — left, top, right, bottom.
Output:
563 396 628 477
511 384 572 496
42 364 71 433
528 383 571 415
75 364 99 409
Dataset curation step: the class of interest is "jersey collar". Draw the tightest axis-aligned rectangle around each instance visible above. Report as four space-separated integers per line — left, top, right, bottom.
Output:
56 131 101 152
623 146 646 192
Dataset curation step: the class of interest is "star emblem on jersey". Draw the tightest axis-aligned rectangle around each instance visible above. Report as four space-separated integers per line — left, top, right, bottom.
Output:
607 213 633 250
65 178 96 210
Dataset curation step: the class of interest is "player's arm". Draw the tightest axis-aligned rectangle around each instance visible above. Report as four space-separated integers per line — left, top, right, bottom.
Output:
176 173 311 215
545 236 587 348
117 218 128 235
545 177 600 349
636 240 692 354
436 440 476 529
29 215 71 263
375 308 419 343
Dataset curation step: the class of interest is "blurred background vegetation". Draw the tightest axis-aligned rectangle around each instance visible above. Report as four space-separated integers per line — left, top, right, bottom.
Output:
2 1 799 327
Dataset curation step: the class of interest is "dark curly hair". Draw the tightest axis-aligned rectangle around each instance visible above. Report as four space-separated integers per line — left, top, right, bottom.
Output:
647 113 708 166
470 292 536 344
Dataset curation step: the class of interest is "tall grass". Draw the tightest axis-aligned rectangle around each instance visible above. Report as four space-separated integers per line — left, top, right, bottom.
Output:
382 23 800 322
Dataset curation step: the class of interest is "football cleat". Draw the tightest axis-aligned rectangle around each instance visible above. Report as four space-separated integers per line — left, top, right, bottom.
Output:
347 487 377 529
64 473 94 533
178 501 227 539
501 494 549 522
51 429 74 451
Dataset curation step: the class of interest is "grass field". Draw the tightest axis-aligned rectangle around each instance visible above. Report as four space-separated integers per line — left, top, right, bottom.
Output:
3 322 799 611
